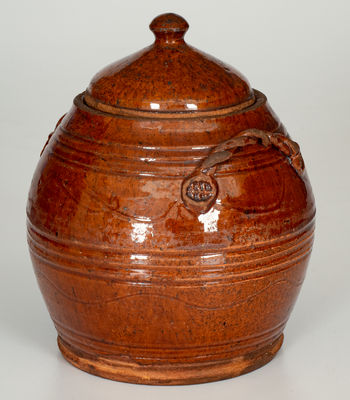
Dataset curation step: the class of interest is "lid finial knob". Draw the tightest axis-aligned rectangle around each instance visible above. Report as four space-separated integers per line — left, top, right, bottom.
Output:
150 13 189 44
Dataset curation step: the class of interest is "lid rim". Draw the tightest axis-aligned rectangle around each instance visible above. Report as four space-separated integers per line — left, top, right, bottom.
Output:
83 91 257 119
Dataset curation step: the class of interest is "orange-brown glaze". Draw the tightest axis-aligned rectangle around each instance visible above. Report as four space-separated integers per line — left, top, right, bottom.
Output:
27 13 315 385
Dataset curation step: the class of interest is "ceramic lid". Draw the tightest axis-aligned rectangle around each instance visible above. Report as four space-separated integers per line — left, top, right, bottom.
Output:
84 13 255 116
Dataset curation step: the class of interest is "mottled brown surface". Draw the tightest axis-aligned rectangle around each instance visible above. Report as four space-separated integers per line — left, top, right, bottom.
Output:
27 13 315 385
87 13 253 113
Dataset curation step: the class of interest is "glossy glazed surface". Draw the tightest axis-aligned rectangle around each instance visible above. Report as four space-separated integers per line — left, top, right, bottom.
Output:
86 13 253 113
27 13 315 385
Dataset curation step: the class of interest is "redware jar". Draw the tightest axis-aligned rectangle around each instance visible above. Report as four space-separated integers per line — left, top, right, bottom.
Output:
27 13 316 385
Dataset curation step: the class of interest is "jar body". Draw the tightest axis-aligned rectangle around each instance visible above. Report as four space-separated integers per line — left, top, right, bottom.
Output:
27 92 315 384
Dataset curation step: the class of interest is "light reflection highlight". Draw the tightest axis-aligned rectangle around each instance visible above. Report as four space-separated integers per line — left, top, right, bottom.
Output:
198 208 220 233
150 103 160 110
130 254 148 261
131 222 153 243
186 103 198 110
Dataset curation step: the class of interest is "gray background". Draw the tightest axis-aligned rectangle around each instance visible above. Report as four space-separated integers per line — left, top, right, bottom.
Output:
1 0 349 398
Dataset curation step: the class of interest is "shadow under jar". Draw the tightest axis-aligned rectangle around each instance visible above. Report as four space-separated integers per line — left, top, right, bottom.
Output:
27 13 316 385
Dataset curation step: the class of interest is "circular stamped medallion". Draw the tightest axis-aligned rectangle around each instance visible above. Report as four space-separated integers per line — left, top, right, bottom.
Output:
186 180 214 202
181 173 218 214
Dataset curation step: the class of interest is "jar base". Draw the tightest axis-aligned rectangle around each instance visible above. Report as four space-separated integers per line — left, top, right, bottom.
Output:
57 334 283 385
